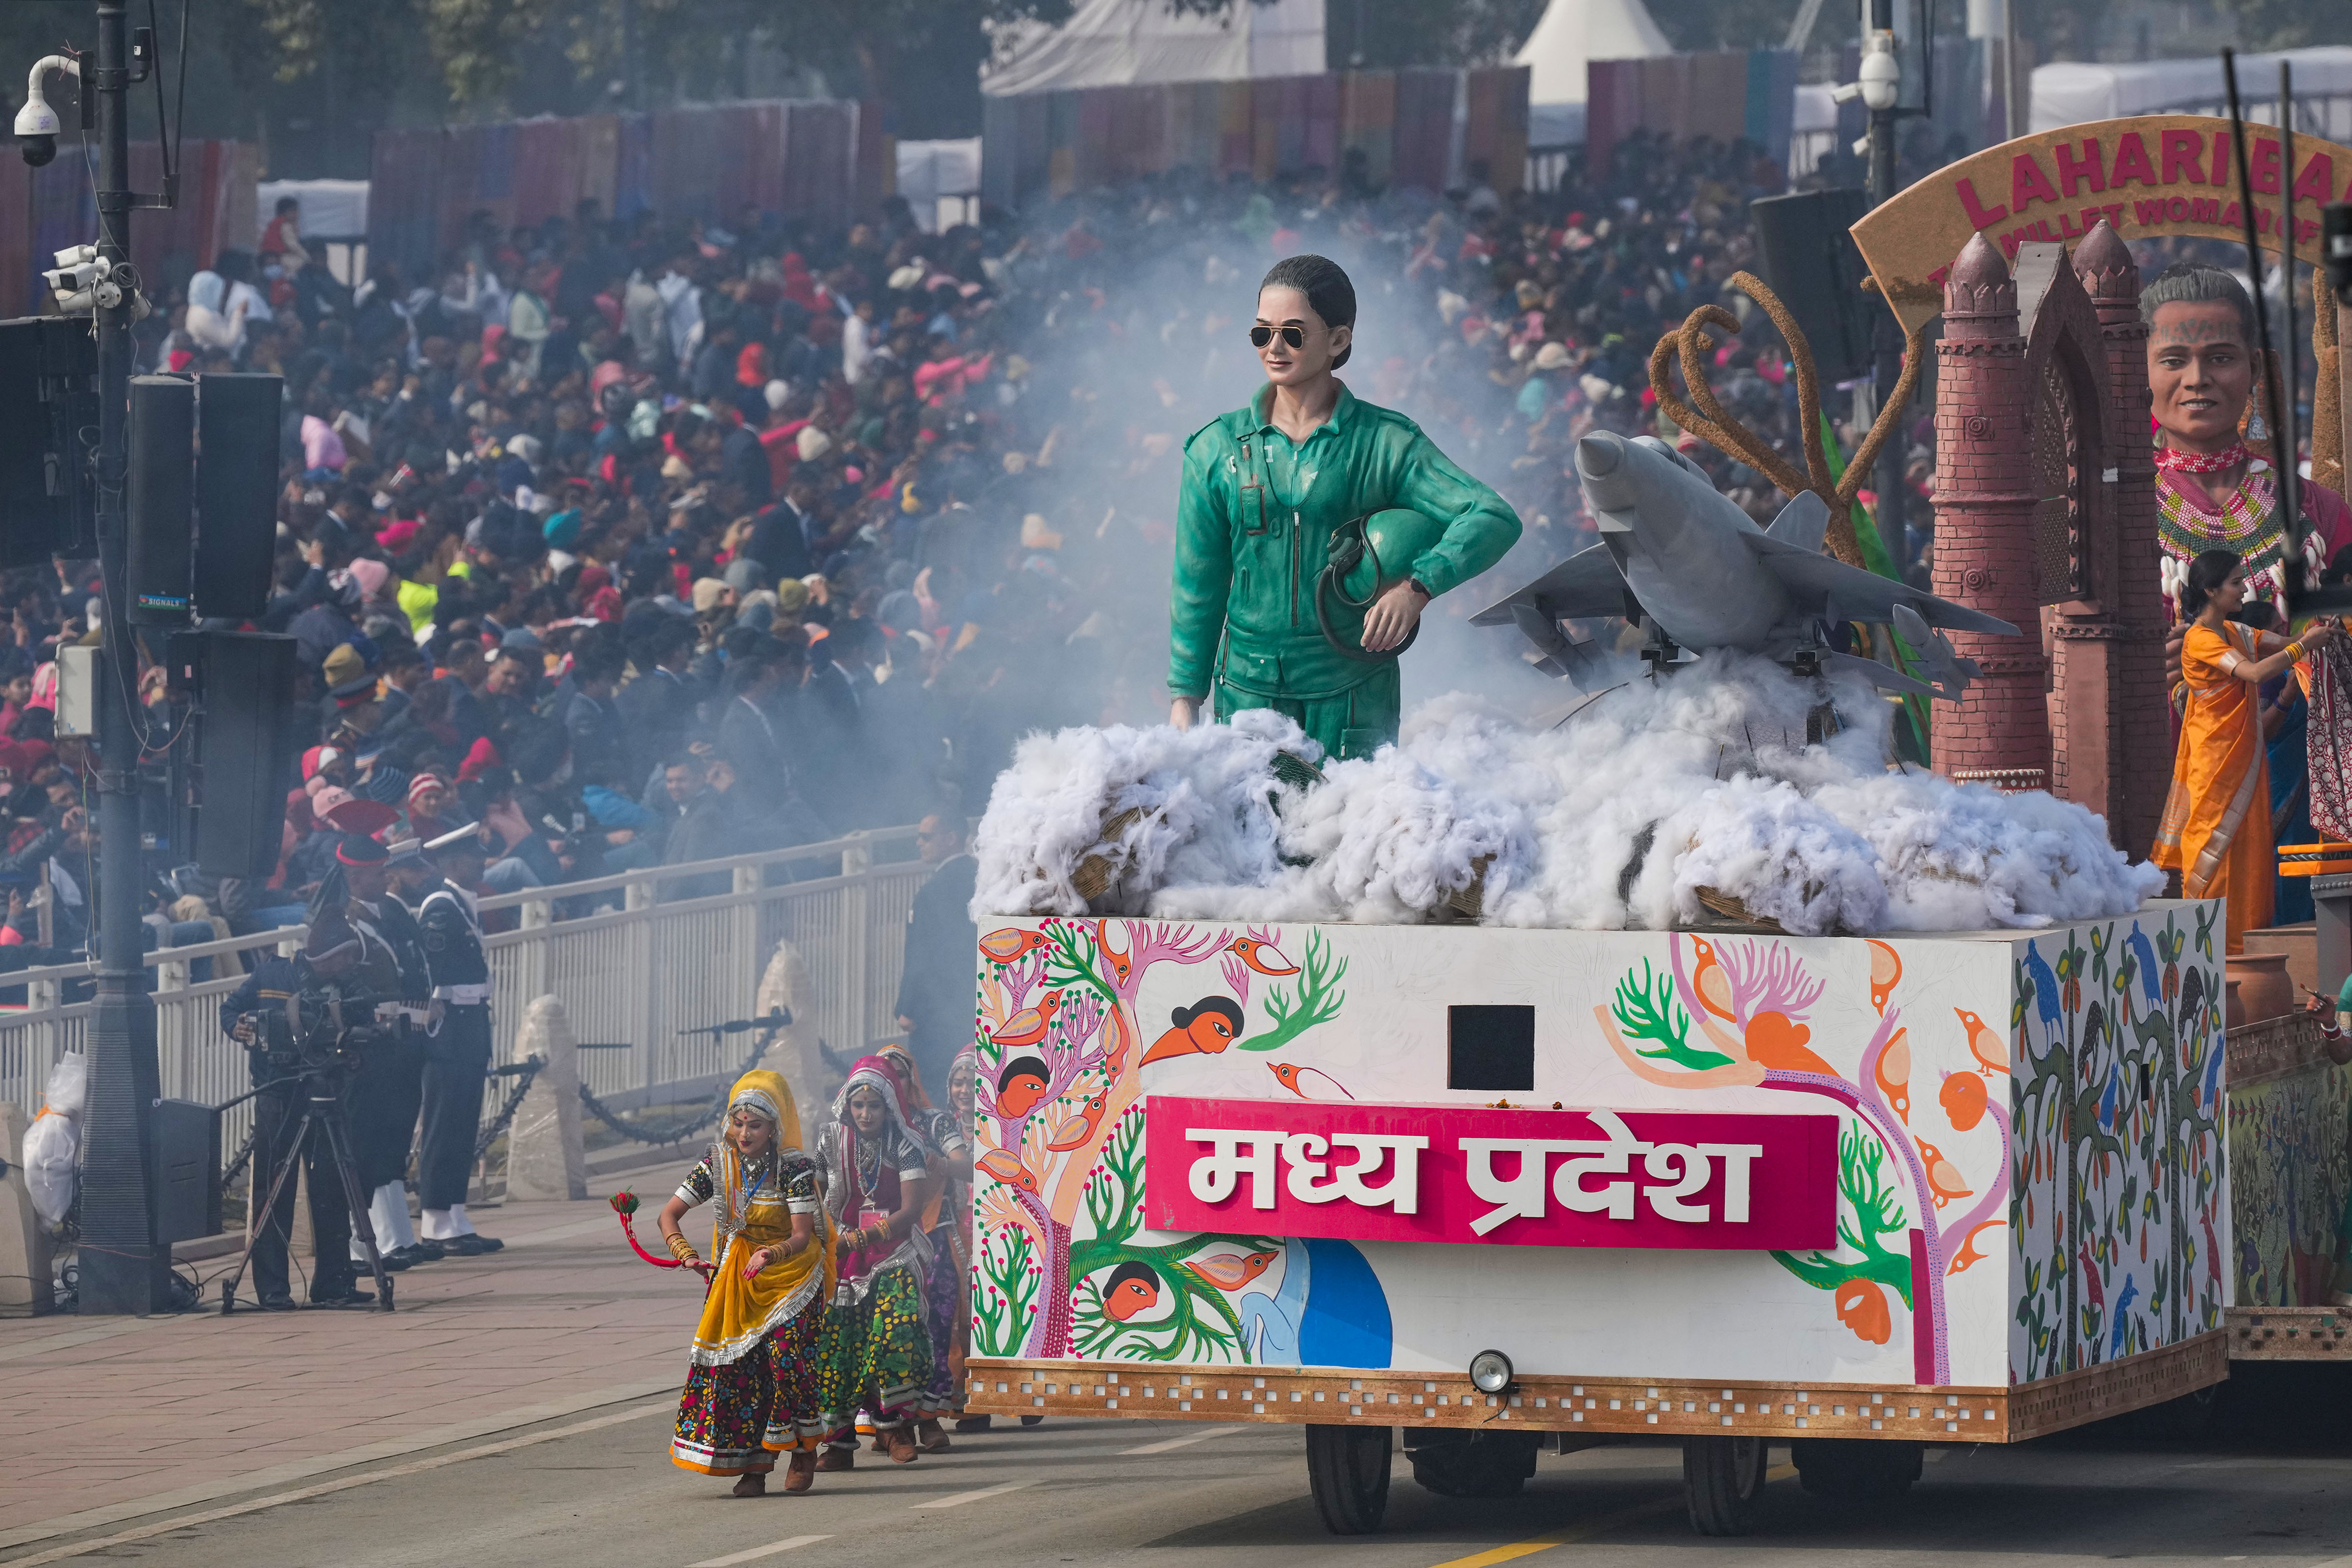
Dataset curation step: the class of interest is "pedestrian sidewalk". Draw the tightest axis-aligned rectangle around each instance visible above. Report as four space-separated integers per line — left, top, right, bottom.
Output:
0 1165 704 1553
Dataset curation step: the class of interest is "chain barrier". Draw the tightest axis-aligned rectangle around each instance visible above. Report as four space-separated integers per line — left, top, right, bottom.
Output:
573 1026 788 1148
473 1055 545 1164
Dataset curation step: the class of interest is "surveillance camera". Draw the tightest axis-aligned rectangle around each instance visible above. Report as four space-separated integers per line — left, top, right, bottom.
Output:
17 53 74 168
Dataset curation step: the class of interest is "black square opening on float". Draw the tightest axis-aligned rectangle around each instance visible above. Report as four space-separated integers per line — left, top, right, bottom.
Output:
1448 1004 1534 1091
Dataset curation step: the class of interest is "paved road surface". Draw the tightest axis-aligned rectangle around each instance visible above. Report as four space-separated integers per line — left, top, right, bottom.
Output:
8 1364 2350 1568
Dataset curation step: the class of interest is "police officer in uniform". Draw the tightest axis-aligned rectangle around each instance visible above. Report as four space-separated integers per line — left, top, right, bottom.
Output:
220 908 378 1308
341 834 437 1268
414 827 505 1254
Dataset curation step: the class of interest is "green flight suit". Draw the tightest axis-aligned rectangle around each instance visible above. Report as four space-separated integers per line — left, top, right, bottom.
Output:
1169 383 1522 760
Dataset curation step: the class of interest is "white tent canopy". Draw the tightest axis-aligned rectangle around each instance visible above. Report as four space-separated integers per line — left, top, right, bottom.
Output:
1514 0 1673 147
2031 46 2352 135
982 0 1325 98
258 178 368 241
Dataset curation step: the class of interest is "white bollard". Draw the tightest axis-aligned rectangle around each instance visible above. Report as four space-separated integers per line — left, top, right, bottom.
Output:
0 1104 52 1315
755 939 836 1106
506 995 588 1201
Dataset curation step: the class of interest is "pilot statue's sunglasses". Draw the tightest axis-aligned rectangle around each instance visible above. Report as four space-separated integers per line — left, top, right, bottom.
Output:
1249 325 1307 349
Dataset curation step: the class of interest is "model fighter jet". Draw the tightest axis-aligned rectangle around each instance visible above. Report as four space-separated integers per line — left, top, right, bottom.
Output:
1474 430 2017 700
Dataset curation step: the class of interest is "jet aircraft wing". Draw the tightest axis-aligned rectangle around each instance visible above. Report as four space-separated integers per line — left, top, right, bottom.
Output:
1470 543 1631 627
1740 532 2019 637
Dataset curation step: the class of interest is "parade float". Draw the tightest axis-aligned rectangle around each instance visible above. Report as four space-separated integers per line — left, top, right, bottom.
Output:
1853 113 2352 1374
951 110 2352 1531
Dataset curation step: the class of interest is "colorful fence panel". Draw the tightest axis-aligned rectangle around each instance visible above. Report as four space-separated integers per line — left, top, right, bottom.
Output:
980 67 1528 211
1585 49 1801 181
0 138 252 314
368 100 887 281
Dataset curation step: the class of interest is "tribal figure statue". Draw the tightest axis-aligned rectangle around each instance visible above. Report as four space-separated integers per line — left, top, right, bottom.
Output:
1168 254 1521 761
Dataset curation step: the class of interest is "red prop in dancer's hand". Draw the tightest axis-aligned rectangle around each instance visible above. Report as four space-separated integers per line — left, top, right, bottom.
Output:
609 1191 711 1281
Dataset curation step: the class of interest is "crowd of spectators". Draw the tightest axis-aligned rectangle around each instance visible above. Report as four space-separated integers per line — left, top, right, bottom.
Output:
0 129 1909 965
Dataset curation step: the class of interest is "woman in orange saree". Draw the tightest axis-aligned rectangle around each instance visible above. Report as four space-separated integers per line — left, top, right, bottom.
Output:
2156 549 2345 953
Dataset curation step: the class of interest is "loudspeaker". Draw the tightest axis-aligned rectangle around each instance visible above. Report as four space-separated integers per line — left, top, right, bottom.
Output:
0 316 96 566
1747 188 1876 388
127 375 196 625
193 374 283 619
183 631 298 878
150 1098 222 1245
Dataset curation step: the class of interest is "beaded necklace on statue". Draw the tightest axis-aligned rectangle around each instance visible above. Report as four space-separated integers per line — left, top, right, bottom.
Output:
2157 467 2286 575
2156 463 2328 616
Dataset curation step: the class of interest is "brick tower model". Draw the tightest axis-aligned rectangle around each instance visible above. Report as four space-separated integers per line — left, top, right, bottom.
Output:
2053 220 2169 856
1931 234 2053 784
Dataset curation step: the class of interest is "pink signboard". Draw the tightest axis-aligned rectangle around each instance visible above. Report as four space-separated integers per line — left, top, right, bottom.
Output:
1144 1097 1838 1251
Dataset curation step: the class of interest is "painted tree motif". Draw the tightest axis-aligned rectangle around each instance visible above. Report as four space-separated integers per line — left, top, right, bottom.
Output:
970 918 1347 1362
2009 910 2222 1378
1597 933 2012 1381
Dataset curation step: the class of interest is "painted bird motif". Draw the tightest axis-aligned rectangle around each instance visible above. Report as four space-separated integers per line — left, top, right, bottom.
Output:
1689 936 1737 1024
1225 936 1298 977
1866 940 1902 1016
2108 1274 2140 1357
1270 1061 1356 1100
1101 1261 1163 1322
2078 1243 2107 1311
1916 1137 1973 1206
989 990 1064 1050
2124 925 2164 1010
977 1148 1040 1195
2020 942 2065 1047
1875 1026 1912 1123
1101 1007 1137 1078
1742 1010 1836 1077
994 1056 1052 1120
1095 920 1134 989
1141 997 1247 1065
1953 1007 2009 1076
1181 1249 1280 1293
980 928 1052 965
1043 1088 1111 1152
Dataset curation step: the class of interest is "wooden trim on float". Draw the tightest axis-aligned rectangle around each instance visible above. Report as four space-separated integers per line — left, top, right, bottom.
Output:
966 1331 2227 1444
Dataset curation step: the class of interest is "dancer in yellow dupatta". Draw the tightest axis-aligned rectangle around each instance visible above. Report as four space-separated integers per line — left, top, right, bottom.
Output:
659 1069 836 1495
2155 549 2344 954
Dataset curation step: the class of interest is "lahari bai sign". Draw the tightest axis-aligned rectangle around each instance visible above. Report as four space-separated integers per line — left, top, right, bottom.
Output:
1851 114 2352 334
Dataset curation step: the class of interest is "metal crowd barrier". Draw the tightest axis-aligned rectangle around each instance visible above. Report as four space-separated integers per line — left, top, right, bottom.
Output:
0 825 931 1179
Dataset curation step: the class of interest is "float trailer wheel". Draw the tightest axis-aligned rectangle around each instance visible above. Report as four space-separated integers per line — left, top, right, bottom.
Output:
1306 1423 1392 1534
1682 1435 1765 1536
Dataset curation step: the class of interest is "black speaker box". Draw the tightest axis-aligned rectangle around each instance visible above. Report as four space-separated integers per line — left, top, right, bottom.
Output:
184 631 298 878
127 375 196 625
149 1098 222 1245
193 374 283 619
0 317 96 567
1747 188 1877 388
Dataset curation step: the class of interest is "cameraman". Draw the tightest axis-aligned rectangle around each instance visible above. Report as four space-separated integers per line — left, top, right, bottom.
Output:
219 909 377 1309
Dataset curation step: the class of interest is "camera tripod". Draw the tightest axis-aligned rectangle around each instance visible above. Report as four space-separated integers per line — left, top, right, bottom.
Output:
216 1058 396 1315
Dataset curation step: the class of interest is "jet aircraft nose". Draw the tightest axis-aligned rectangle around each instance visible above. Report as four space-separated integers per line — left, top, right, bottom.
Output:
1577 432 1624 477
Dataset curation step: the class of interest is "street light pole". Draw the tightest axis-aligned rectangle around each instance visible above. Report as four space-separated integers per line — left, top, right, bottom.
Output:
1862 0 1909 575
75 0 168 1317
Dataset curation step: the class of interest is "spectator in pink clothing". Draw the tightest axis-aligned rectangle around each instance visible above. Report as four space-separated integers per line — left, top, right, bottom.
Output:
912 340 991 406
301 387 349 477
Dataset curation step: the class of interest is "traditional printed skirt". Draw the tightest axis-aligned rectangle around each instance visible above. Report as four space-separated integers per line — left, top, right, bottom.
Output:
670 1307 827 1474
916 1225 963 1416
816 1264 932 1434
